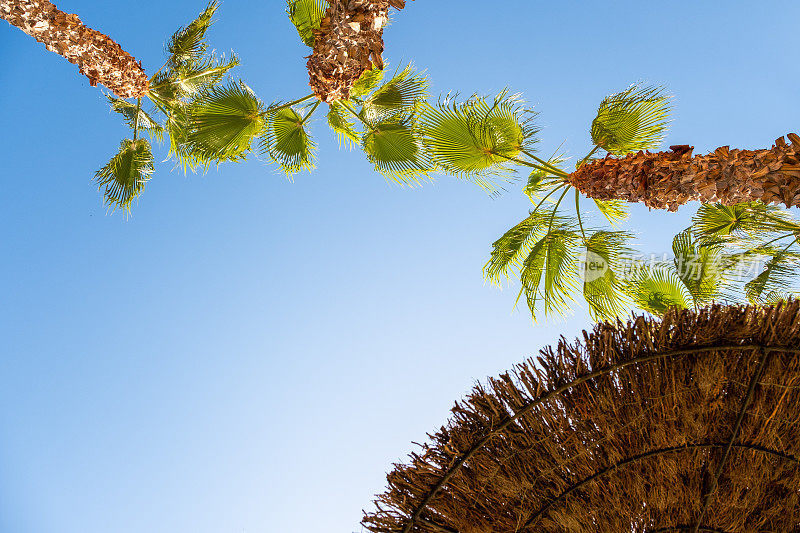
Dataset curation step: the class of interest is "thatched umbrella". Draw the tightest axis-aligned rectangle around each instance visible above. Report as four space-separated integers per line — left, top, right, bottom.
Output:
363 302 800 532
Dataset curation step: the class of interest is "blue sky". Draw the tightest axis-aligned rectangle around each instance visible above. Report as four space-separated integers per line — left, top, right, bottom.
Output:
1 1 799 532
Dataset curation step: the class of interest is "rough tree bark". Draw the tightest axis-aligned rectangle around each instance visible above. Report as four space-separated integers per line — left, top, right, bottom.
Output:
1 0 149 98
307 0 407 103
569 134 800 211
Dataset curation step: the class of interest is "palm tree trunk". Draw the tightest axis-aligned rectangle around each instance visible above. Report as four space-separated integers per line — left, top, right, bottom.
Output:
307 0 407 103
569 134 800 211
1 0 149 98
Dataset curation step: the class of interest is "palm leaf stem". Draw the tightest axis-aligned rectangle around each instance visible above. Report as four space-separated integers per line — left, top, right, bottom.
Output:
340 100 375 131
521 149 571 177
531 182 569 213
575 189 587 242
265 94 317 115
761 233 796 248
133 98 142 142
577 146 601 169
547 187 572 235
492 151 567 178
300 101 321 123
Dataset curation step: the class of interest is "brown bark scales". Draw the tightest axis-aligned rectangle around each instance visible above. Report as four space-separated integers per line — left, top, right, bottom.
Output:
1 0 150 98
570 134 800 211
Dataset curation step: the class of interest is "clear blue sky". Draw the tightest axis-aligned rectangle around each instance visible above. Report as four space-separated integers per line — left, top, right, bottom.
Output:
1 1 799 532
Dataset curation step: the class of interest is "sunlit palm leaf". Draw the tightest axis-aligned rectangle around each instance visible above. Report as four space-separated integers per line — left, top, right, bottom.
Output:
260 107 316 176
173 54 240 95
524 153 567 200
287 0 328 47
327 102 360 148
583 231 632 320
519 219 581 319
591 84 671 154
419 91 538 187
106 96 165 142
693 202 800 243
671 228 725 305
94 139 154 213
351 67 385 98
186 82 265 163
167 1 218 67
361 120 432 185
593 199 629 227
363 65 429 122
622 265 691 317
745 250 800 303
485 210 550 285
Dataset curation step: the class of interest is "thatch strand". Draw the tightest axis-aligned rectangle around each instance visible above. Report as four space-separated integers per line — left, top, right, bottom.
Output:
1 0 150 98
569 135 800 211
363 302 800 532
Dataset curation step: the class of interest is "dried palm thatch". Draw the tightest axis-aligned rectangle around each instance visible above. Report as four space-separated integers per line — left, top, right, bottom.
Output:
363 302 800 532
569 134 800 212
1 0 150 98
307 0 408 102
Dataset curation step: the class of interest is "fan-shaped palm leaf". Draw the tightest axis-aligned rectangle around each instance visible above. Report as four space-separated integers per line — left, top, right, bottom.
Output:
622 265 691 317
167 1 218 67
582 230 632 319
362 65 429 122
485 210 551 285
287 0 328 48
593 199 629 227
259 106 317 176
419 91 538 186
94 139 154 213
590 84 671 154
694 202 800 242
745 250 800 303
361 120 431 185
350 67 385 99
671 228 725 305
186 82 265 163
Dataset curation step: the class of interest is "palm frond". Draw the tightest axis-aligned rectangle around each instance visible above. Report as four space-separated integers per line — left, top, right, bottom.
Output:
362 65 429 122
361 119 432 185
693 202 800 243
593 199 629 227
94 139 154 214
671 228 725 305
106 96 165 142
166 1 218 67
745 250 800 303
327 102 360 148
590 83 671 155
485 210 551 285
185 81 265 163
582 231 633 320
622 265 691 317
259 106 317 176
287 0 329 48
519 223 582 319
419 90 538 188
350 67 385 98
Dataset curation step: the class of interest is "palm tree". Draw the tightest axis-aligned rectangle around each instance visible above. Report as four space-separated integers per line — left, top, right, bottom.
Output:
183 0 434 186
1 0 149 98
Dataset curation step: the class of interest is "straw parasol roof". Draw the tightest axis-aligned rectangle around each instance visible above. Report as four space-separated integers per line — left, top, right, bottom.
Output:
363 302 800 532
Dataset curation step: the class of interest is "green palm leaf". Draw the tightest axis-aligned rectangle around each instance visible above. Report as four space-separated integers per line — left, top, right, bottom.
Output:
593 199 629 227
259 106 317 176
362 65 429 122
671 228 725 305
94 139 155 213
186 82 265 163
485 210 550 285
419 90 538 188
287 0 328 47
622 265 691 317
745 250 800 303
519 219 581 319
361 120 432 185
351 67 385 99
582 231 632 320
167 1 218 67
327 102 360 148
693 202 800 243
591 84 671 154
